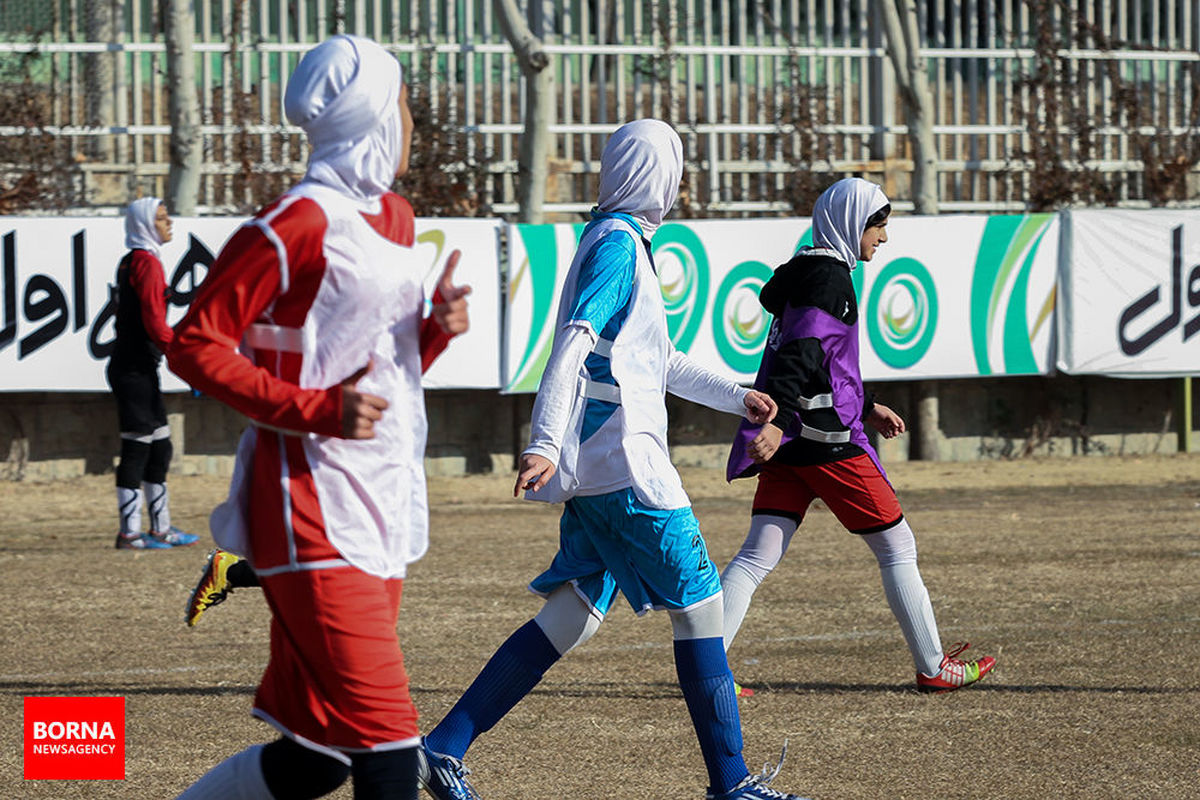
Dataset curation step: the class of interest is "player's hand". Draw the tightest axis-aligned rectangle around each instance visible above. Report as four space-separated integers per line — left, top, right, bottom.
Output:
743 390 777 424
514 453 557 497
747 422 783 463
867 403 906 438
431 249 472 335
339 360 390 439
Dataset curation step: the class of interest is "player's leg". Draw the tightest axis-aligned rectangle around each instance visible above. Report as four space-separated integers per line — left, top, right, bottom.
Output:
350 746 420 800
720 464 813 650
859 518 943 675
860 521 995 692
423 584 594 759
175 737 350 799
420 500 614 799
109 368 169 549
618 496 810 799
720 514 799 651
813 454 995 691
114 436 156 548
669 597 752 796
141 382 197 547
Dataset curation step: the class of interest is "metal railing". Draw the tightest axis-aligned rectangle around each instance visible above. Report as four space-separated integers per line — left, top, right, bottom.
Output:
1 0 1197 216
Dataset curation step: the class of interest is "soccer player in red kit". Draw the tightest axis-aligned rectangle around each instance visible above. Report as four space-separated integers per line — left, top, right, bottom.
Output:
168 34 468 799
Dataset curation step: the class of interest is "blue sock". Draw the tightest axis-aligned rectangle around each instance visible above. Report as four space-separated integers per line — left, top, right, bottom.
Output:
674 636 749 794
425 620 561 759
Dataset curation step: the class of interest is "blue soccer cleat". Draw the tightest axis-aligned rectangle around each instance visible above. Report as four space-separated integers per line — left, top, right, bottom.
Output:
417 738 483 800
707 742 811 800
151 526 200 547
115 532 172 550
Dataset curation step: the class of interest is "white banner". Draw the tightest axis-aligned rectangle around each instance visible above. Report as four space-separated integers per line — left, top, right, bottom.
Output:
0 216 502 391
1057 209 1200 377
503 214 1059 391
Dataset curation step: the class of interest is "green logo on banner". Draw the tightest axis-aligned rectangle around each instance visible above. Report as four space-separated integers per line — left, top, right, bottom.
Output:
712 260 774 373
653 224 710 351
970 214 1054 375
507 224 585 392
866 257 938 369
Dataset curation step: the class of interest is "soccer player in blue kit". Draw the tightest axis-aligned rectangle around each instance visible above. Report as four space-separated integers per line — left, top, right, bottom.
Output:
416 119 812 800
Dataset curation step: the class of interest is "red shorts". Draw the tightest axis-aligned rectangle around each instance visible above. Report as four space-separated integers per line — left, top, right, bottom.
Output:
253 567 419 761
752 454 903 534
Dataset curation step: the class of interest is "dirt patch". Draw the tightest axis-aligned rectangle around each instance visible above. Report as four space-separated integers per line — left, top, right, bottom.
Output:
2 454 1198 798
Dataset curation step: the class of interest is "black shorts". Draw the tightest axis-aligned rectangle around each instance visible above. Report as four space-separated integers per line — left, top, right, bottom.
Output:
107 364 167 436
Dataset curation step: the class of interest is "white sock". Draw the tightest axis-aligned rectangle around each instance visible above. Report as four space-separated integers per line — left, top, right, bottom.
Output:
143 481 171 533
176 744 273 800
862 521 944 676
720 514 796 651
116 486 142 537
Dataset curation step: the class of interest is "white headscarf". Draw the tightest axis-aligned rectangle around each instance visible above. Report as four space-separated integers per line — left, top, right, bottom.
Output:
596 119 683 239
285 35 404 202
811 177 890 270
124 196 165 257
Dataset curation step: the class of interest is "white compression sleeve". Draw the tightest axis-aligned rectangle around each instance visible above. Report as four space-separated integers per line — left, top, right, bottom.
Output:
861 519 944 676
668 593 725 641
719 514 797 650
523 324 596 463
534 584 603 655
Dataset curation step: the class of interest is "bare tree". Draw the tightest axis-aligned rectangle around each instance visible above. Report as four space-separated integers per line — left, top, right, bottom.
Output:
162 0 201 215
876 0 938 215
494 0 553 223
876 0 941 461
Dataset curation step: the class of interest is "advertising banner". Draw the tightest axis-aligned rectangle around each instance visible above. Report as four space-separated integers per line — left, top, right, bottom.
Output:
503 214 1059 391
1057 210 1200 377
0 216 502 391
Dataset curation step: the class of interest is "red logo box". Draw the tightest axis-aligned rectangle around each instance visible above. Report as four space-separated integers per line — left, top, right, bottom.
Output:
24 696 125 780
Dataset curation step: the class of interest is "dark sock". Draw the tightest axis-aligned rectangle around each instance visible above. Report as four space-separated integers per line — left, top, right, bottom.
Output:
351 747 418 800
424 620 561 759
228 558 260 588
674 636 749 794
260 737 350 799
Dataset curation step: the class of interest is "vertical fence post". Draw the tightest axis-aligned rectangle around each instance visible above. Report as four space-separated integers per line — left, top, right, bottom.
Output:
1179 377 1194 453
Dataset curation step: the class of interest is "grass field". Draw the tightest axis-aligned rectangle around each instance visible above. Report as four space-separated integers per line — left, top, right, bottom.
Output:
2 455 1198 799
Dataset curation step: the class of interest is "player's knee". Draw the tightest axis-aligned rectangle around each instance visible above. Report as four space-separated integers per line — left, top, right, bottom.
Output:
261 737 350 798
115 439 150 490
144 436 173 483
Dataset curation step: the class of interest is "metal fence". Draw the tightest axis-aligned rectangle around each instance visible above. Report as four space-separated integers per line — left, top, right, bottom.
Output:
1 0 1197 216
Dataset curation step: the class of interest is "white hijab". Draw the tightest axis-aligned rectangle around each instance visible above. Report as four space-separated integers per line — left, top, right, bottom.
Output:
811 177 890 270
284 35 404 202
124 196 164 258
596 119 683 239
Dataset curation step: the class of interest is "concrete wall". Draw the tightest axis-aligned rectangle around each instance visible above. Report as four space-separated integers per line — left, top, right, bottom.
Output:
1 376 1195 482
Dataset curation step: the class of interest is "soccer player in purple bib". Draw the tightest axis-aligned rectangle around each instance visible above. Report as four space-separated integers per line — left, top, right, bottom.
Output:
723 177 995 694
416 119 813 800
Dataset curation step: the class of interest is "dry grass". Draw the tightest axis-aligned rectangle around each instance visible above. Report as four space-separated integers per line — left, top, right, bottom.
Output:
2 455 1199 799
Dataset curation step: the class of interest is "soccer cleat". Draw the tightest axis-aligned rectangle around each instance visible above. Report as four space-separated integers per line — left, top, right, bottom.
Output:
151 526 200 547
115 532 172 550
734 681 756 698
186 549 241 627
417 738 483 800
707 741 811 800
707 775 813 800
916 642 996 694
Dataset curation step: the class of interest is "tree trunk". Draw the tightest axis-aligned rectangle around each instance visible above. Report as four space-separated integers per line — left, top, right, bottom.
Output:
495 0 553 224
877 0 939 215
84 0 116 162
163 0 201 215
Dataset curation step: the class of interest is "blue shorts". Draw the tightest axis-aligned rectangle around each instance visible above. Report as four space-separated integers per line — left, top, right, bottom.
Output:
528 488 722 618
